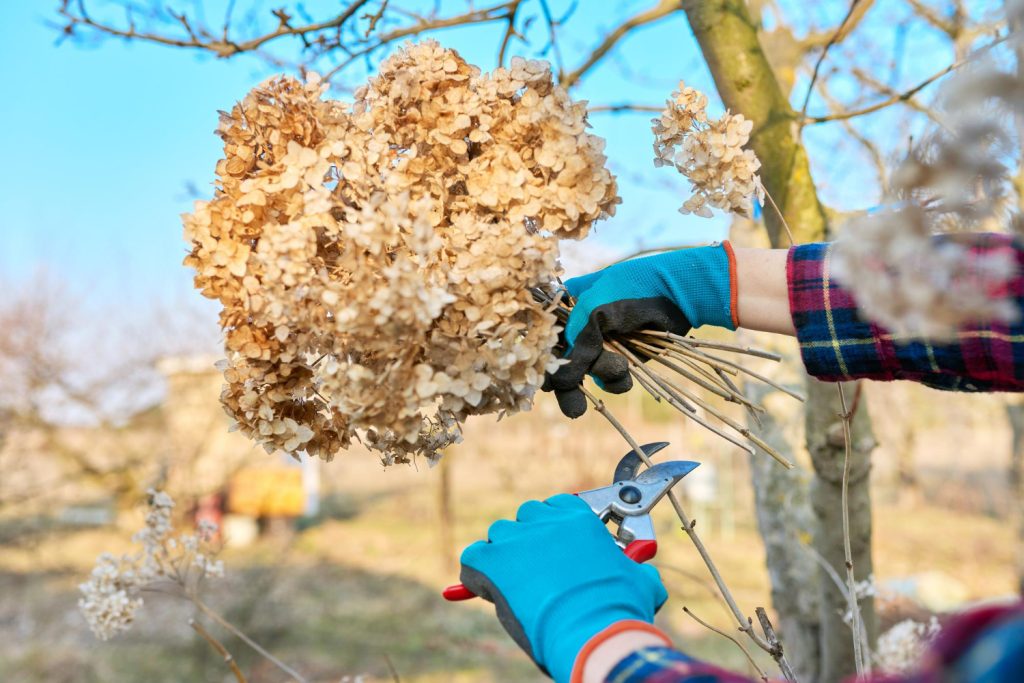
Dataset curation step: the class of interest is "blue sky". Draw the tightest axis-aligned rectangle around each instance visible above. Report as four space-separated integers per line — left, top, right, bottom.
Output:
0 1 973 348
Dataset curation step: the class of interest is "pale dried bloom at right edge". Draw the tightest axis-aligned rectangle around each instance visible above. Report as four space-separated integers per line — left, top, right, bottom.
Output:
874 617 941 675
832 6 1022 340
652 81 764 218
832 206 1018 340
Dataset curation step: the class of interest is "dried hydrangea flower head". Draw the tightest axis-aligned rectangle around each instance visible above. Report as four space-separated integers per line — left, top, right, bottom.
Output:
833 13 1023 340
79 490 223 640
652 81 764 218
832 206 1018 339
183 41 619 464
874 617 940 675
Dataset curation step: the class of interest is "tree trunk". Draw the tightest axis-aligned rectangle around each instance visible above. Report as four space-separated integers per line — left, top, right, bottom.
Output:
1006 399 1024 595
745 383 821 683
805 380 877 681
681 1 879 679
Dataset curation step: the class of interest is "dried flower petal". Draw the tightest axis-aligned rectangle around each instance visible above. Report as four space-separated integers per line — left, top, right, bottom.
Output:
183 40 619 464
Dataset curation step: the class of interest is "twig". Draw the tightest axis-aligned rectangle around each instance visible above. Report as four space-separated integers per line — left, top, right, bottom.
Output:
59 0 372 58
191 596 309 683
561 0 682 88
614 344 758 456
755 608 798 683
803 544 872 664
538 0 565 81
837 384 869 678
579 387 777 655
683 347 806 403
636 330 783 361
799 0 866 121
763 189 795 246
383 653 401 682
321 3 516 81
190 618 247 683
587 103 663 114
805 34 1009 125
496 0 524 66
362 0 390 38
683 606 768 682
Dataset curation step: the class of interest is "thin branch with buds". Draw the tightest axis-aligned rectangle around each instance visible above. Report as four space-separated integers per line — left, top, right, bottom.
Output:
805 34 1009 125
579 386 800 682
755 607 799 683
837 384 870 678
190 594 310 683
560 0 683 88
683 606 768 682
798 0 869 122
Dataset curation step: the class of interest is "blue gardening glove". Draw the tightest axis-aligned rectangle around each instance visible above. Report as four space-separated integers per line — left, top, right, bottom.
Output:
543 243 738 418
459 494 669 683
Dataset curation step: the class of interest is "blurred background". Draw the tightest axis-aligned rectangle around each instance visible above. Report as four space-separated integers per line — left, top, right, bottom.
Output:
1 1 1020 681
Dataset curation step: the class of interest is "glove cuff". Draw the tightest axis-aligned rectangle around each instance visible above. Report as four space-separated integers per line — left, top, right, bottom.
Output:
569 620 672 683
721 240 740 330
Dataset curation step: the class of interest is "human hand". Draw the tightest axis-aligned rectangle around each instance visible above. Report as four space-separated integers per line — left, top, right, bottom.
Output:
459 494 669 683
543 243 738 418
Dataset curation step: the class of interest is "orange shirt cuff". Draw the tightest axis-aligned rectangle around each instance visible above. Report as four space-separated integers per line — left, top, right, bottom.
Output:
569 620 672 683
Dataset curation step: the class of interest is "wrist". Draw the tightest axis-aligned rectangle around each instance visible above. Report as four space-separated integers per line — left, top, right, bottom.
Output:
733 246 796 336
572 622 672 683
543 596 663 683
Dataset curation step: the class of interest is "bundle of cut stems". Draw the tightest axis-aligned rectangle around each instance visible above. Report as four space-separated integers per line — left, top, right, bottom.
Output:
534 286 803 469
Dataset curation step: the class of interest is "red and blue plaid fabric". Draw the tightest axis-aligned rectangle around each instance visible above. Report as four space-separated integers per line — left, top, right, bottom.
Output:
787 234 1024 391
605 648 751 683
606 604 1024 683
606 234 1024 682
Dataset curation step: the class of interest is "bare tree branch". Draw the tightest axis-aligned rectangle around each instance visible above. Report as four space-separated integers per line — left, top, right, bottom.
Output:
798 0 874 121
798 0 875 51
683 606 770 682
816 78 890 194
560 0 683 89
587 103 662 114
58 0 373 58
538 0 567 81
849 66 947 128
805 58 957 124
321 3 517 82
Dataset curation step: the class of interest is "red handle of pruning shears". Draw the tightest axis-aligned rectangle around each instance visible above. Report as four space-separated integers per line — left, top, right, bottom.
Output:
441 538 658 602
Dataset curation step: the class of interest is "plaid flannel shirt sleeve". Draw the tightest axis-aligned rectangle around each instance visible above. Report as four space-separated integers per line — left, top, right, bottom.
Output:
605 604 1024 683
605 647 755 683
787 235 1024 392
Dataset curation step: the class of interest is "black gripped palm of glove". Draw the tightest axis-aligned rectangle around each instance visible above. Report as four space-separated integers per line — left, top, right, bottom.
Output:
542 244 738 418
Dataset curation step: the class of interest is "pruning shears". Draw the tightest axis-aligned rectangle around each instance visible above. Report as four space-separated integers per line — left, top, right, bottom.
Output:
442 442 700 601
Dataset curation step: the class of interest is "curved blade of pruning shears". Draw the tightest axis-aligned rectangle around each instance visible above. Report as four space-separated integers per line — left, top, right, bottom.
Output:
612 442 670 484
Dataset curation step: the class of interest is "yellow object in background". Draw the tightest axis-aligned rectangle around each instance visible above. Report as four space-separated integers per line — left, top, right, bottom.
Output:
229 467 305 518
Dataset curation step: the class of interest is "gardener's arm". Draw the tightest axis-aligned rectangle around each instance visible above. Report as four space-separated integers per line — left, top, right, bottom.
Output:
461 495 1024 683
457 494 755 683
546 234 1024 416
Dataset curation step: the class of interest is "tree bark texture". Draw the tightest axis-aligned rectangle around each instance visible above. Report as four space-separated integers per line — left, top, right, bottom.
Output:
1006 399 1024 595
745 383 821 683
682 2 879 680
805 379 877 682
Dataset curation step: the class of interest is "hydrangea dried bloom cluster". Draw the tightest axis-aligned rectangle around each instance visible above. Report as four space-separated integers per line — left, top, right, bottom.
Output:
183 41 618 464
833 16 1022 339
874 617 940 674
79 490 223 640
652 81 764 218
833 207 1018 339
